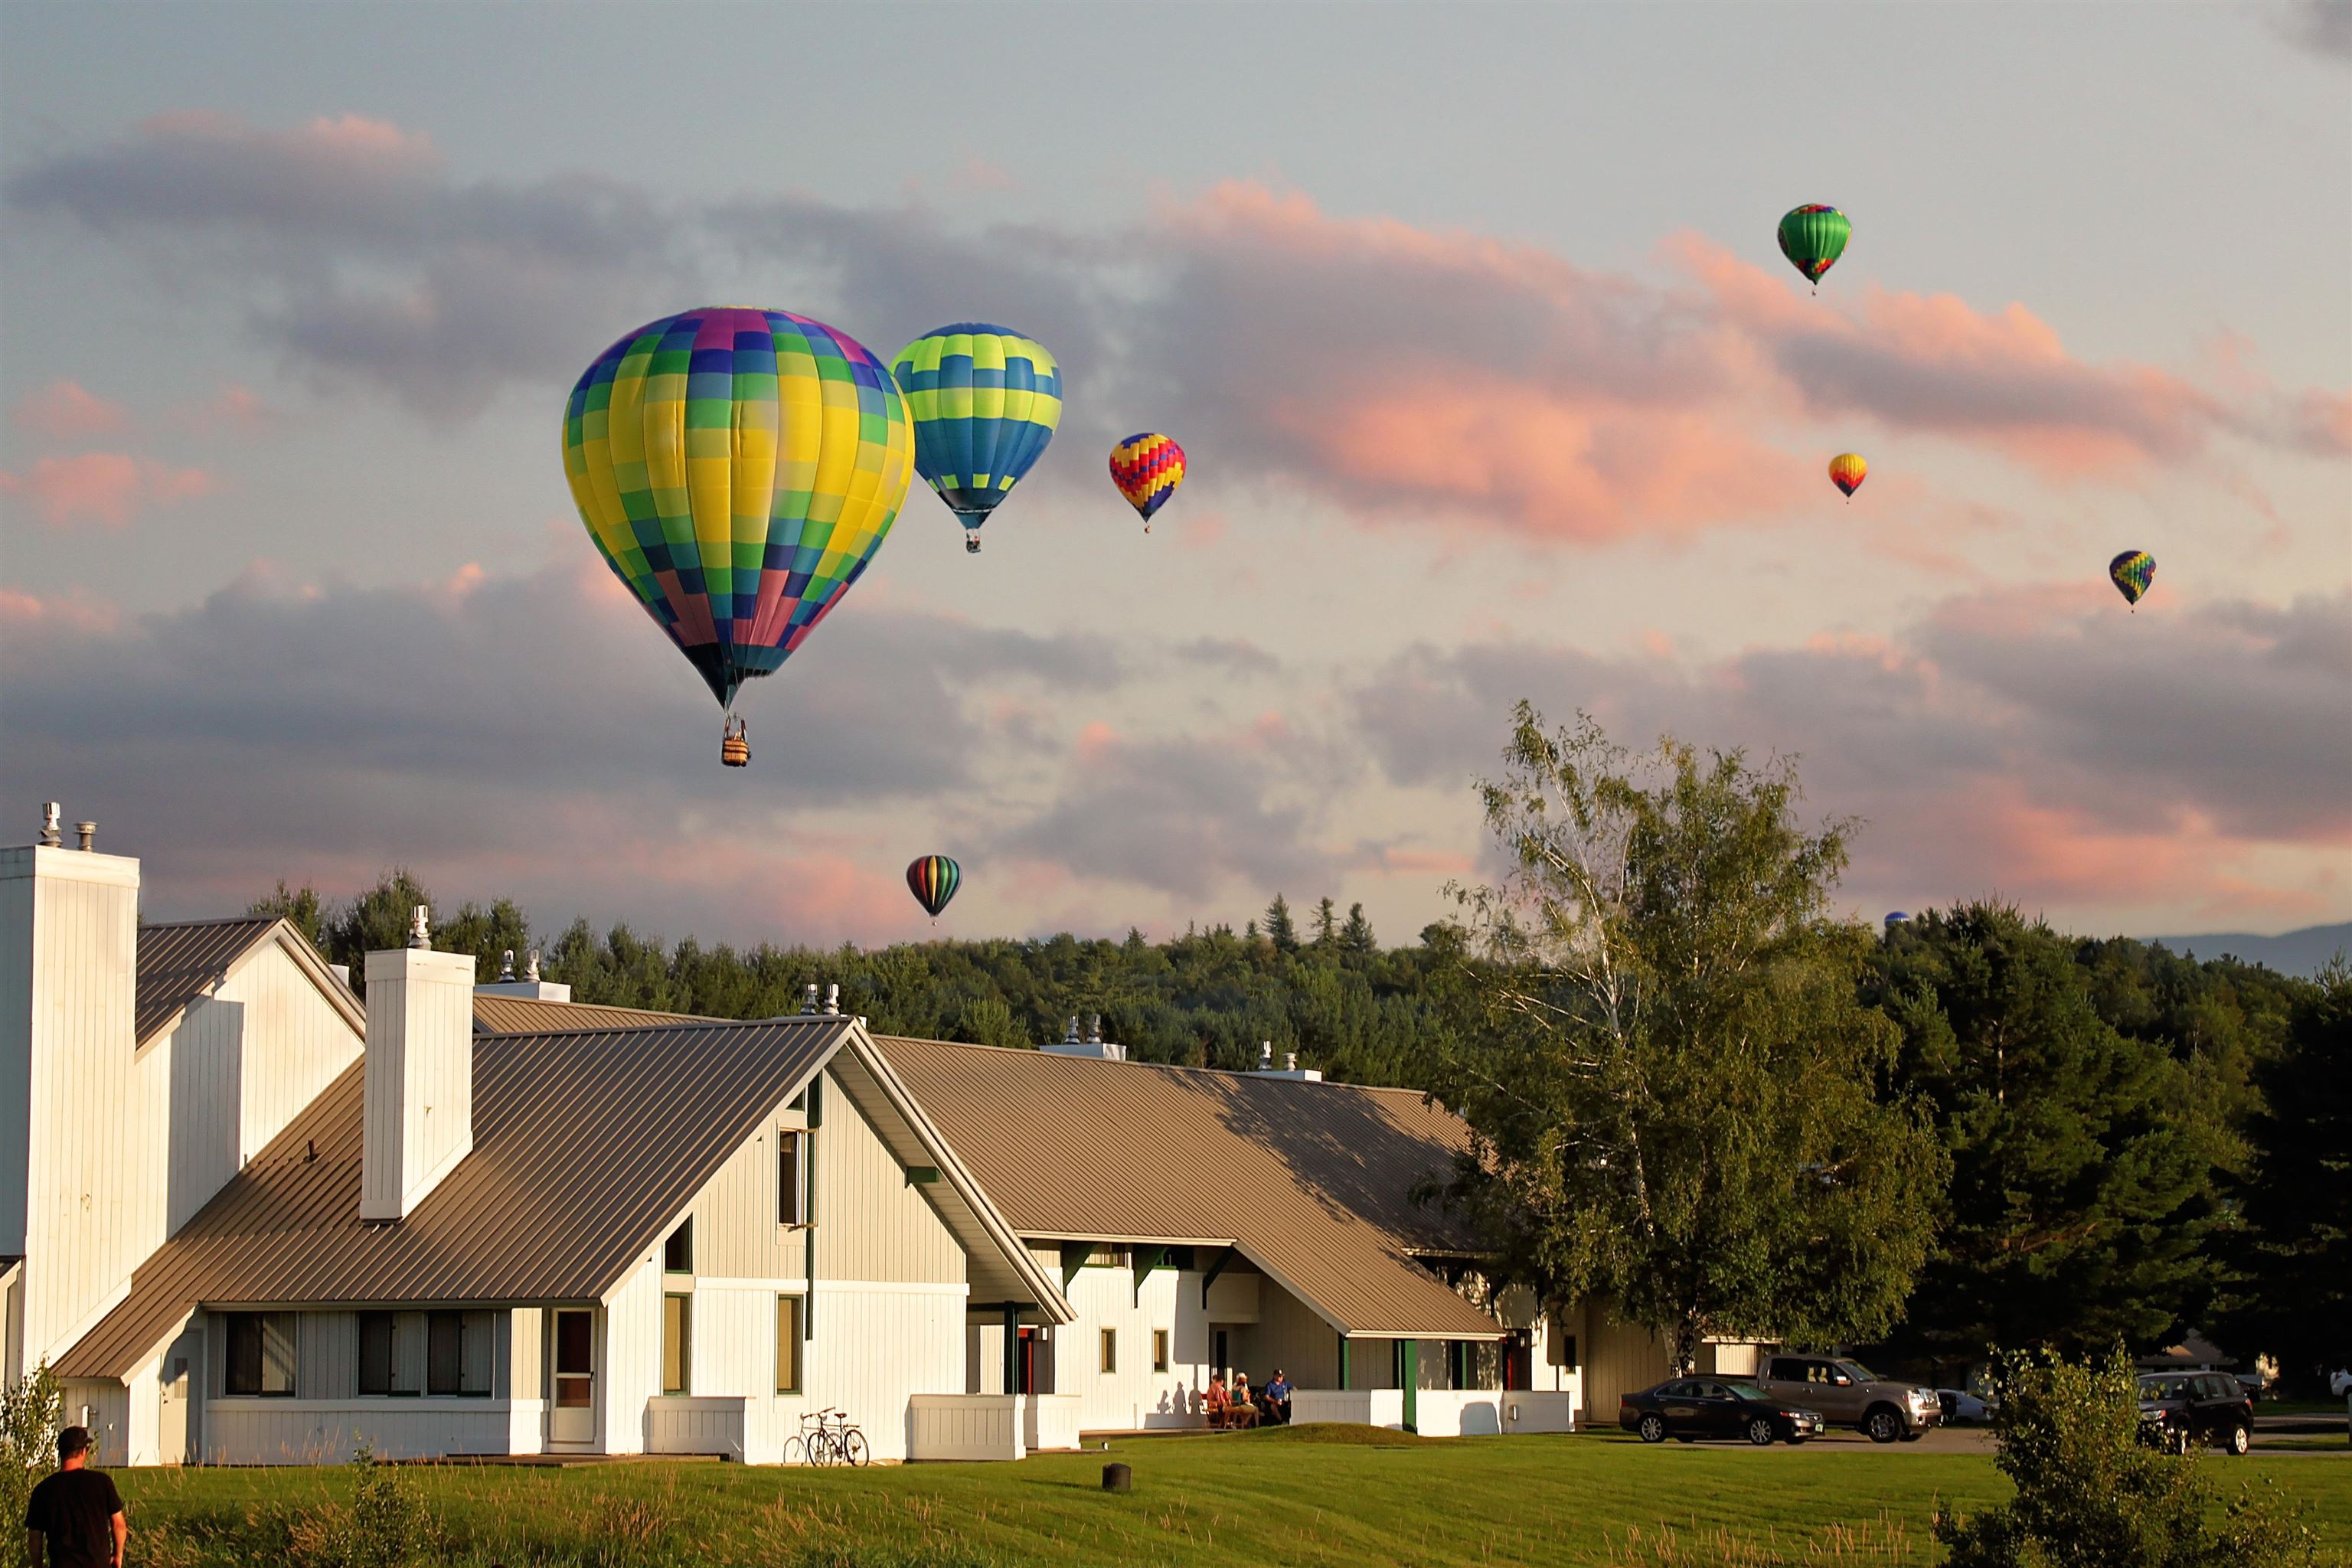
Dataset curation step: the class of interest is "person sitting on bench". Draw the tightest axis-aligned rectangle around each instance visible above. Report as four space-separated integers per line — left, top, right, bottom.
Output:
1230 1373 1262 1428
1204 1374 1233 1429
1263 1368 1294 1426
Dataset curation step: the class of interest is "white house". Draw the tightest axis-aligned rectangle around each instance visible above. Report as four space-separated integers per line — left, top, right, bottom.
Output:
3 813 1728 1465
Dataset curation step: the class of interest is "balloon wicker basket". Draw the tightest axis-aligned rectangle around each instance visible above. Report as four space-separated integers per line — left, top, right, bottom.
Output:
720 718 750 769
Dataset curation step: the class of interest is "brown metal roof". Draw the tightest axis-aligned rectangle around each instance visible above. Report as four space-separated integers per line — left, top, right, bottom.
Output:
60 1018 850 1378
471 995 700 1034
873 1038 1503 1341
136 917 286 1045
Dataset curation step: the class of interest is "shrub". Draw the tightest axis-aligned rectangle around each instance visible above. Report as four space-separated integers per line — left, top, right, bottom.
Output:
289 1444 445 1568
0 1363 66 1540
1935 1348 2322 1568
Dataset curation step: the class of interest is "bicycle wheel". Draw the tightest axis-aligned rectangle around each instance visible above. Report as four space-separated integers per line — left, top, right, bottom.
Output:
840 1429 870 1467
782 1435 807 1467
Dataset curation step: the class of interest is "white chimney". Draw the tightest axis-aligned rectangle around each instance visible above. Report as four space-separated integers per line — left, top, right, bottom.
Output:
1 810 157 1374
1040 1013 1127 1063
361 906 478 1221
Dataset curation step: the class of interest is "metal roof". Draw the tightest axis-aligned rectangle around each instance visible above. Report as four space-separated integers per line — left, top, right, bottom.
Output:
136 917 298 1045
874 1037 1504 1341
471 994 697 1034
60 1018 849 1378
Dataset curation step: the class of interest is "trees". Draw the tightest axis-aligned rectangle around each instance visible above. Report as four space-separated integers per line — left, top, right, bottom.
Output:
1263 894 1300 952
2218 963 2352 1391
1430 704 1943 1370
1872 906 2229 1363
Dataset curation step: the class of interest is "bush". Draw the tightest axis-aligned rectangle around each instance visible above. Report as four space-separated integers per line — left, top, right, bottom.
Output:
1935 1348 2321 1568
289 1445 445 1568
0 1363 65 1540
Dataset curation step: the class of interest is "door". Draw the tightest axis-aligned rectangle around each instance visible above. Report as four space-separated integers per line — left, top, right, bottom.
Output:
156 1360 189 1465
549 1309 596 1446
1659 1379 1704 1434
1016 1328 1037 1395
1214 1330 1230 1382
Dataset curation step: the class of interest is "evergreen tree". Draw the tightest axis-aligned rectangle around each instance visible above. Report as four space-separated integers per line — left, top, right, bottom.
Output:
1312 897 1339 947
1434 704 1944 1370
247 880 327 949
1871 905 2228 1364
1341 902 1377 954
1263 894 1298 952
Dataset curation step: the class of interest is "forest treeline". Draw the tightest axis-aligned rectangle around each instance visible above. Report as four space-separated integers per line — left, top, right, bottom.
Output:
250 870 2346 1387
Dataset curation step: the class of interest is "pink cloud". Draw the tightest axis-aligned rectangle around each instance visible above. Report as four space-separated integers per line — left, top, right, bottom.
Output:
0 452 218 528
11 381 131 440
0 586 119 635
171 382 276 433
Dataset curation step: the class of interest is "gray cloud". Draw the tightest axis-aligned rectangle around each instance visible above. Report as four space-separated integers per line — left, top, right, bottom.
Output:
2268 0 2352 61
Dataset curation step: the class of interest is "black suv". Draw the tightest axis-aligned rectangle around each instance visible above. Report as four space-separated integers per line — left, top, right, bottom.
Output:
2137 1371 2253 1455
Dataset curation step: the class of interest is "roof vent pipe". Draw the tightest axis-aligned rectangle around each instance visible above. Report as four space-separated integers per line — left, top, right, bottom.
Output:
801 983 819 1014
1086 1014 1103 1045
498 949 517 982
824 982 840 1016
1285 1051 1299 1073
407 904 431 949
1259 1041 1274 1070
1063 1015 1082 1044
38 803 60 848
74 822 96 852
524 949 542 982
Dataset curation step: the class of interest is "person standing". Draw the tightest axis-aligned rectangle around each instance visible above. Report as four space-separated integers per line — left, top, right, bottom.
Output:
24 1427 126 1568
2331 1368 2351 1449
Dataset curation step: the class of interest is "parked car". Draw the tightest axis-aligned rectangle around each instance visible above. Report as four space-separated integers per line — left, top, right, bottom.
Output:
1619 1376 1825 1446
2137 1372 2253 1455
1936 1388 1993 1425
1754 1354 1942 1443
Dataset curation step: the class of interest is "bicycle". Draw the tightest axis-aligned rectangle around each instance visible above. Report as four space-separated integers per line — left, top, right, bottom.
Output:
785 1406 869 1466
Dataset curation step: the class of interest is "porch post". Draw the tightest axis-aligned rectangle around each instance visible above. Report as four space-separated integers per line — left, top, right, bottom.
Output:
1400 1339 1419 1432
1336 1332 1350 1390
1001 1304 1021 1396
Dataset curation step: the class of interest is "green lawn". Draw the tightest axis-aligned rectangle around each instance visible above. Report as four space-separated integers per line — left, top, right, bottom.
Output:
113 1428 2352 1568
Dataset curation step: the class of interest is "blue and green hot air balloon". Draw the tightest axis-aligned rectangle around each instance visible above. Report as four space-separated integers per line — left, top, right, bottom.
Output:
892 324 1061 553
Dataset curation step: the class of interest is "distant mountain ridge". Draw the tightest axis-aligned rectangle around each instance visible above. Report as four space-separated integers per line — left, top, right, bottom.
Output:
2147 922 2350 979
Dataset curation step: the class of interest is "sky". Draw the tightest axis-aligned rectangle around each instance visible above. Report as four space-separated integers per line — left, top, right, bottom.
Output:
2 2 2347 952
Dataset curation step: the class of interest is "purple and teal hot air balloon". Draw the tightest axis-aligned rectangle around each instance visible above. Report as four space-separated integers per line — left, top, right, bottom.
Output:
1779 204 1851 292
892 325 1061 554
563 308 915 766
2109 550 2155 610
906 854 961 920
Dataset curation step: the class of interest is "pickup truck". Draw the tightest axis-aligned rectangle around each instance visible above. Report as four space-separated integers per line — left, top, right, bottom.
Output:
1753 1354 1942 1442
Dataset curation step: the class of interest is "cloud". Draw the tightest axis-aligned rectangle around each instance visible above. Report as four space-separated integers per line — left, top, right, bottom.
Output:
0 452 217 528
0 553 1122 939
1349 586 2352 920
2268 0 2352 61
11 381 129 439
170 383 276 434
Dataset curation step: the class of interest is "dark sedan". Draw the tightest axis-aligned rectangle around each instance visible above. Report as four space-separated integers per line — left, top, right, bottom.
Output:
1619 1376 1825 1446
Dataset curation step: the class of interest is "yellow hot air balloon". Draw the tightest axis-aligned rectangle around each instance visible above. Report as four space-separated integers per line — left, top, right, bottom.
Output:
1828 452 1867 501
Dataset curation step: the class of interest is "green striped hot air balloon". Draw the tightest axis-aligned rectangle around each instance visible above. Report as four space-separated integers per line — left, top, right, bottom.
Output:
1778 204 1851 292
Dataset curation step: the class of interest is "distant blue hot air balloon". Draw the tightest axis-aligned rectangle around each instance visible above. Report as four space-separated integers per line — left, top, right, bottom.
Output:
891 325 1062 553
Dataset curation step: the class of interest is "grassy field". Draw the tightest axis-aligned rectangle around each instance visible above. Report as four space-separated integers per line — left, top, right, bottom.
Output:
113 1426 2352 1568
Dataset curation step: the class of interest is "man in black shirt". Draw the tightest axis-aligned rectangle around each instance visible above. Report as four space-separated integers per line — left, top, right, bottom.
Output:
24 1426 126 1568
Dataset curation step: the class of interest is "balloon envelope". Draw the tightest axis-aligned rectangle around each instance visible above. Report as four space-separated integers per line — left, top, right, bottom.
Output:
892 325 1061 536
906 854 962 918
1828 452 1867 497
1109 433 1185 524
2109 550 2156 606
563 308 913 708
1778 204 1851 286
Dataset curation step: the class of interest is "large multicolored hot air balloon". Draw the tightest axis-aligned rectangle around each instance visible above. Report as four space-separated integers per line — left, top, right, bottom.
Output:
563 308 914 767
1828 452 1867 499
906 854 961 920
892 325 1061 553
2109 550 2155 609
1778 204 1850 292
1108 433 1184 531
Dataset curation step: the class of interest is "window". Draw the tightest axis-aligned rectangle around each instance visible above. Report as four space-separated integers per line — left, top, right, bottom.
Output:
428 1311 492 1396
224 1312 296 1396
553 1310 593 1409
1152 1330 1170 1374
775 1295 804 1394
358 1312 403 1396
662 1294 691 1395
1099 1328 1117 1375
779 1131 813 1227
663 1218 694 1274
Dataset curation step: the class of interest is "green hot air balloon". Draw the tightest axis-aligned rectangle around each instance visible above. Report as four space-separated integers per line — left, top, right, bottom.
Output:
1778 204 1851 293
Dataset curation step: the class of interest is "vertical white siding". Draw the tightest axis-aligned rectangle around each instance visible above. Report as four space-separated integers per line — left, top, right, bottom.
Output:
813 1078 966 1285
1048 1263 1223 1431
602 1256 662 1455
1235 1277 1341 1392
0 848 152 1371
359 948 475 1222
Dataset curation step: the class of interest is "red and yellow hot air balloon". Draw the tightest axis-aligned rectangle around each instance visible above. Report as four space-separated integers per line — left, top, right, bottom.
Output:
1109 433 1184 532
1828 452 1867 500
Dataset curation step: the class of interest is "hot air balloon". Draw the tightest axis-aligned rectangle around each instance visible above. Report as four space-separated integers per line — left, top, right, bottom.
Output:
1109 433 1184 531
1828 452 1867 499
906 854 961 920
2109 550 2155 610
892 325 1061 554
563 308 915 767
1778 204 1850 292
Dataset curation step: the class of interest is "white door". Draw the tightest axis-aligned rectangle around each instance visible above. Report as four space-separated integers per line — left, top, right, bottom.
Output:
157 1361 189 1465
549 1310 596 1446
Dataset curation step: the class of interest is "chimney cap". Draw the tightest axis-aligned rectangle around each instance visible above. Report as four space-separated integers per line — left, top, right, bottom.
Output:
38 803 61 848
1086 1013 1103 1044
1064 1015 1082 1044
407 905 431 950
524 949 541 982
801 983 820 1015
498 949 517 982
74 821 96 852
1259 1040 1274 1067
823 982 841 1017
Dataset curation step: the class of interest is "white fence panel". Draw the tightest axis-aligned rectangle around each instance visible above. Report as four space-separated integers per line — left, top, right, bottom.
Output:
1501 1391 1576 1433
204 1400 514 1464
647 1396 748 1459
908 1394 1024 1461
1023 1393 1083 1452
